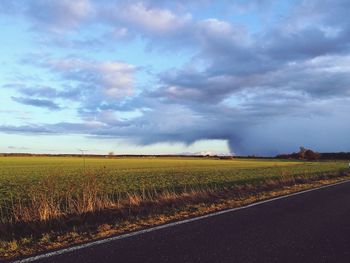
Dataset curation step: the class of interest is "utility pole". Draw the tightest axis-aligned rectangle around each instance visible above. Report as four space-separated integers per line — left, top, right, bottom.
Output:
78 149 88 173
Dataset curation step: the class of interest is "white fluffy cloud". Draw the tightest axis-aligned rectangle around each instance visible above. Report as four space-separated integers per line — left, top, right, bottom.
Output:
45 58 136 98
111 2 191 35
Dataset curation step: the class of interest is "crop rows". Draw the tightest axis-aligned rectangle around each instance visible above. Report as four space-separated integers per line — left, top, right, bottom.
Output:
0 157 347 225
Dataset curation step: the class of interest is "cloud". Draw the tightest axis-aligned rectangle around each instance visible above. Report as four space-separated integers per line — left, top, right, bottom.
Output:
43 57 136 99
18 55 138 117
106 2 192 35
25 0 93 32
2 0 350 155
230 0 274 13
0 0 21 14
12 96 62 111
8 146 30 150
13 85 81 100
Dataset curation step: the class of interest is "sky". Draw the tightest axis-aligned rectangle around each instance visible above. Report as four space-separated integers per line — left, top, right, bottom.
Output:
0 0 350 156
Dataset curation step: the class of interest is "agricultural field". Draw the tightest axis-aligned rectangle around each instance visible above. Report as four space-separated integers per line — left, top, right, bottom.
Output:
0 156 348 258
0 156 347 201
0 156 347 222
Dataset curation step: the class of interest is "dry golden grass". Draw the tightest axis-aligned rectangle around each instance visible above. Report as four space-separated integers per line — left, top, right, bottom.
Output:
1 170 349 259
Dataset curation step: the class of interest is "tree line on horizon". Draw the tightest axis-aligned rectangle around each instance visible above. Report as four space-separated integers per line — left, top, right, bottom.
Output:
1 148 350 160
276 147 350 161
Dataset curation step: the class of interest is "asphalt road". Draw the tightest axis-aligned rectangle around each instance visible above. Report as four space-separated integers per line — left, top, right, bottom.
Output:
14 180 350 263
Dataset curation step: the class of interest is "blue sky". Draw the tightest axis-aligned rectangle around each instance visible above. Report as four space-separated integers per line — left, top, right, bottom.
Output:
1 0 350 156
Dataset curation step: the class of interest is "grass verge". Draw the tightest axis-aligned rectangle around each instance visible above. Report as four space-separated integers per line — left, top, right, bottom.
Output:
1 170 349 260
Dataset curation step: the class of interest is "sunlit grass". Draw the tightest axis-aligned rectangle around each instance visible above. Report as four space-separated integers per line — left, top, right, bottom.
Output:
0 157 345 201
0 156 348 259
0 156 346 222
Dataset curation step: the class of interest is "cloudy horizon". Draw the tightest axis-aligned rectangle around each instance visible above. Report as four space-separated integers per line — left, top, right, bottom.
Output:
1 0 350 156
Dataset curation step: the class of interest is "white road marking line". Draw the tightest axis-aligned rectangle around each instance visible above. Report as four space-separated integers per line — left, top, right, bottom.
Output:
12 179 350 263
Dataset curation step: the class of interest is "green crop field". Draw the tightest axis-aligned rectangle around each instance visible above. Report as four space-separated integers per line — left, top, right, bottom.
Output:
0 156 346 201
0 156 348 258
0 156 347 225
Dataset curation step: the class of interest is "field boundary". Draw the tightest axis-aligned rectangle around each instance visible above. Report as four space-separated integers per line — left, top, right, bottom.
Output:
12 178 350 263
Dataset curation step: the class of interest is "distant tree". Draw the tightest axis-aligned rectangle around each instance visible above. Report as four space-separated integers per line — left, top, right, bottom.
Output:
108 151 114 158
276 154 290 159
297 146 307 159
276 147 320 160
304 149 321 160
299 146 306 153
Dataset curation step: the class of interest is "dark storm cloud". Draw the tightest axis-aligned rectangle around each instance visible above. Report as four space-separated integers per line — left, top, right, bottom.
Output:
2 0 350 155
